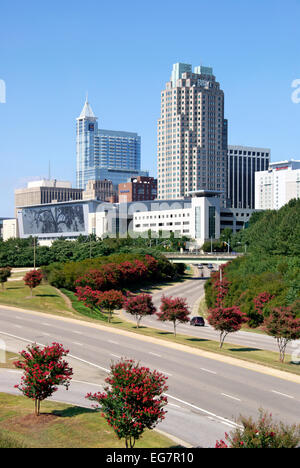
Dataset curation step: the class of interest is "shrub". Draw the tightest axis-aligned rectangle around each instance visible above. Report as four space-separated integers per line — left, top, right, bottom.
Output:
216 409 300 448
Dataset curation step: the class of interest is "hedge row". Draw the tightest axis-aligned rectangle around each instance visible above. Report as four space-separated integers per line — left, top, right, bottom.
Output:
42 253 185 291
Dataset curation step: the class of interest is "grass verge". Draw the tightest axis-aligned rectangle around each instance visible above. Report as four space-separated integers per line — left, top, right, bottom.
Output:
0 393 175 448
0 281 73 316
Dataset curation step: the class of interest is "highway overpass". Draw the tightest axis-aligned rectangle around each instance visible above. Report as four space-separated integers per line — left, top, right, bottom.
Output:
164 252 242 265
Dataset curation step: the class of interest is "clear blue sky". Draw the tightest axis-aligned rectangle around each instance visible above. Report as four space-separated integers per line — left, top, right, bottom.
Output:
0 0 299 216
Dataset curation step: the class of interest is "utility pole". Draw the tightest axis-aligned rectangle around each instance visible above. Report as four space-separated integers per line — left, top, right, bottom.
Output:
33 237 36 269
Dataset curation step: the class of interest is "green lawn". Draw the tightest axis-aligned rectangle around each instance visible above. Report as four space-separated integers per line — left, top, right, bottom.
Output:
0 393 175 448
0 281 71 316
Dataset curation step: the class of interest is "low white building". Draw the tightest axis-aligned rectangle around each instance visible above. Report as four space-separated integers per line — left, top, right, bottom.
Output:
255 160 300 210
4 191 257 246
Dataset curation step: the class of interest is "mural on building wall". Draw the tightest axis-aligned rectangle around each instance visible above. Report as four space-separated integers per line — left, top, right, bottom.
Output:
21 204 86 234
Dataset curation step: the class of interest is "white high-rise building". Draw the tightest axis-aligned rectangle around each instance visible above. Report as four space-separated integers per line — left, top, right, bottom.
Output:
255 160 300 210
157 63 228 205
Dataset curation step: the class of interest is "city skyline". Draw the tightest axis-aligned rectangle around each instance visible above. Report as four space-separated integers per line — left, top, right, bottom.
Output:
0 0 299 216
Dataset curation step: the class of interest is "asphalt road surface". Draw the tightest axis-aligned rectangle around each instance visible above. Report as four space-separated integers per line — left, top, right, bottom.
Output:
0 305 299 448
127 266 300 355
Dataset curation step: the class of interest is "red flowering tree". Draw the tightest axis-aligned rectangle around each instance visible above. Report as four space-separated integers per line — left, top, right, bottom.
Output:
123 293 156 328
96 290 124 323
0 267 12 290
215 410 300 448
23 269 43 297
14 342 73 416
263 307 300 362
75 286 102 312
86 359 168 448
76 287 124 322
157 295 190 337
249 292 275 328
207 306 247 348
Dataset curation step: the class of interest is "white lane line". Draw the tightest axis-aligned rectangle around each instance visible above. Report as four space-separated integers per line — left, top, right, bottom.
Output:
73 331 83 335
43 333 51 337
73 342 83 347
110 354 121 359
149 352 161 357
72 379 103 388
42 322 51 326
12 324 22 329
201 368 217 375
272 390 294 399
7 370 21 374
221 421 238 428
157 370 172 376
169 403 181 408
221 393 241 402
108 340 119 345
165 393 241 428
0 331 110 373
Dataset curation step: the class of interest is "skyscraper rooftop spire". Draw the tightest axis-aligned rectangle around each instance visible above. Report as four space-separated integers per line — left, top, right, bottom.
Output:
77 95 97 119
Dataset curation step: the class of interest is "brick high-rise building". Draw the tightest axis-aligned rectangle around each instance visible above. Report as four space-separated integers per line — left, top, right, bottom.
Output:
157 63 228 205
118 176 157 203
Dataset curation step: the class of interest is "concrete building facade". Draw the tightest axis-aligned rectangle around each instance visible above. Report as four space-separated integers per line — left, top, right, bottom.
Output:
15 179 83 214
157 63 228 205
83 179 116 202
255 160 300 210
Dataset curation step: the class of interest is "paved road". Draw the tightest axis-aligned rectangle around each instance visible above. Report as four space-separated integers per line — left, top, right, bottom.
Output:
128 266 300 356
0 306 299 447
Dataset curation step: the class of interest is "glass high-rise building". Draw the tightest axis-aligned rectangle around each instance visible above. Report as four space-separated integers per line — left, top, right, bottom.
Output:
157 63 228 204
76 98 145 190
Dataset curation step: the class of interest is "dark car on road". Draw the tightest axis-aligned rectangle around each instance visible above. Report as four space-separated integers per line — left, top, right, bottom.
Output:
207 264 213 269
190 316 205 327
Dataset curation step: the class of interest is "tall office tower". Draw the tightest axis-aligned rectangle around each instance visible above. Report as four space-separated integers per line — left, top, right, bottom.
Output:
227 145 270 209
157 62 228 204
76 98 144 190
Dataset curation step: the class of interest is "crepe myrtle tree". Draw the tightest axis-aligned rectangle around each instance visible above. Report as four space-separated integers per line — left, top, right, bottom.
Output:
86 359 168 449
23 269 43 297
96 290 124 323
14 342 73 416
75 287 124 322
123 293 156 328
0 267 12 290
263 307 300 363
157 295 190 337
207 306 248 348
